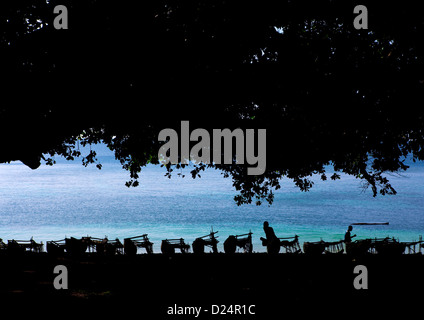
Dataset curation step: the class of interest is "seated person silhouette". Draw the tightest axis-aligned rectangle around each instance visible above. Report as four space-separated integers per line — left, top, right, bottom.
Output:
260 221 280 254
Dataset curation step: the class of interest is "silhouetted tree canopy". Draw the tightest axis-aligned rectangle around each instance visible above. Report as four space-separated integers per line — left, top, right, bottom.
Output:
1 0 424 205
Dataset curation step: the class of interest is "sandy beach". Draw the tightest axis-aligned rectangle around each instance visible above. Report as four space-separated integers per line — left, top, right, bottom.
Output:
0 252 422 318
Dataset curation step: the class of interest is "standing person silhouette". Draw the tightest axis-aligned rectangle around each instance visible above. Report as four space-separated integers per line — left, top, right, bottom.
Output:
344 225 356 244
260 221 280 254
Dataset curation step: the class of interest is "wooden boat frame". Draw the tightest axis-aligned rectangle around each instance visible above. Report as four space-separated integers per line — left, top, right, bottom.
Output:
223 231 253 254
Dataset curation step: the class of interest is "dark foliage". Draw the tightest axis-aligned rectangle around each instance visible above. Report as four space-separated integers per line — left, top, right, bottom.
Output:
1 0 424 205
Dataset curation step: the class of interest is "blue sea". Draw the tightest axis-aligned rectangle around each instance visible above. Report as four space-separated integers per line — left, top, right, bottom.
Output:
0 144 423 253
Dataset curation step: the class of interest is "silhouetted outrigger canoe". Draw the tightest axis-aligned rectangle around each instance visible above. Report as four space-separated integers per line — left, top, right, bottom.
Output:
161 238 190 254
386 237 424 255
47 239 66 255
261 235 302 254
64 237 87 255
48 237 124 256
96 238 124 255
371 237 424 255
7 238 43 254
346 237 416 256
124 234 153 255
345 222 391 256
346 239 372 256
223 231 253 254
0 238 7 250
402 239 424 254
192 229 219 254
303 240 344 255
370 237 405 255
64 236 100 255
279 235 302 254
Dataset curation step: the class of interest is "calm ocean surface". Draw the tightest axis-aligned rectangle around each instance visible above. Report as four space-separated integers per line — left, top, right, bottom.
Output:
0 145 423 253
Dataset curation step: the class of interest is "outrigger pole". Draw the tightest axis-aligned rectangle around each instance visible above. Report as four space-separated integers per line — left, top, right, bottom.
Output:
350 222 389 226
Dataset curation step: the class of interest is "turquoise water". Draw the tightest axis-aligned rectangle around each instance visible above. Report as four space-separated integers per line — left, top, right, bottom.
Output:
0 147 423 253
